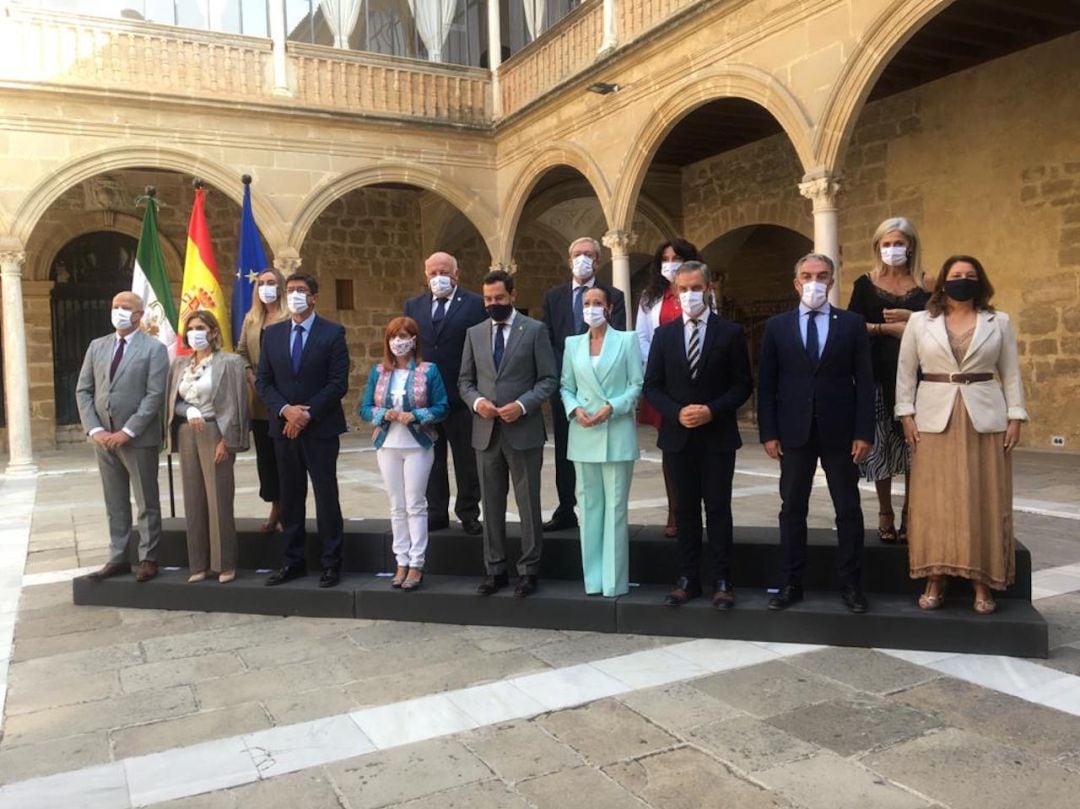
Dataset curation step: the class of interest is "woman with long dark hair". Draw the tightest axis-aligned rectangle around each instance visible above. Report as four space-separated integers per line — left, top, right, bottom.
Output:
635 238 702 537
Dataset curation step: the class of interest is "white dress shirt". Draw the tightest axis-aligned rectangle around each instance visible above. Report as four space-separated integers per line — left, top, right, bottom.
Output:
475 310 527 415
798 302 831 352
431 290 455 318
89 332 137 437
682 308 712 357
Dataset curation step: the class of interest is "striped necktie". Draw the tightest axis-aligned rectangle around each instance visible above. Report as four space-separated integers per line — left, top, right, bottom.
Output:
688 319 701 381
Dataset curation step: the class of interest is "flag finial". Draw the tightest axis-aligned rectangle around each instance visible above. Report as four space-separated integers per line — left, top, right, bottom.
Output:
145 185 157 198
241 174 252 186
192 177 206 190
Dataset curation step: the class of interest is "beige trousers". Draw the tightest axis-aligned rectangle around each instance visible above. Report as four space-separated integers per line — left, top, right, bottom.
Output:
178 421 237 573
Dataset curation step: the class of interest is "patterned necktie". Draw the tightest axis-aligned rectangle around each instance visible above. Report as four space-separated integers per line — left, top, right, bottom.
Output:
109 337 125 382
687 319 701 381
433 296 447 326
573 286 585 335
493 323 505 370
291 323 304 375
806 310 820 363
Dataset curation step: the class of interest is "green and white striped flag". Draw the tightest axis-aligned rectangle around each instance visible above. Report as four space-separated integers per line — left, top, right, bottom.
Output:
132 191 178 357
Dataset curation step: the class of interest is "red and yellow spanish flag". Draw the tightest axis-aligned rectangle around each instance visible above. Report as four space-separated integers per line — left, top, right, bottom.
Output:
177 184 232 353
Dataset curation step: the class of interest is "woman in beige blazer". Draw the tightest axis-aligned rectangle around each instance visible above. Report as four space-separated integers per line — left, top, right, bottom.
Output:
895 255 1027 614
168 310 249 583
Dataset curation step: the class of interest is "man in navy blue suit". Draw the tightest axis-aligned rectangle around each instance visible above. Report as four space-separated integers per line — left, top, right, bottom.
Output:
541 237 626 532
256 272 350 588
403 252 487 535
758 253 874 613
644 262 752 609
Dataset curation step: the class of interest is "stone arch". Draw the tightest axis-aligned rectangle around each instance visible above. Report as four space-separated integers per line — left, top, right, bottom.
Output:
498 141 614 264
610 65 816 230
11 145 287 250
812 0 956 175
289 164 499 261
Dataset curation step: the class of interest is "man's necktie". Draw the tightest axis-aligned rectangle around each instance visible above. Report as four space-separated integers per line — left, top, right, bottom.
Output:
433 296 447 326
573 286 585 334
493 323 505 370
687 319 701 381
806 310 820 363
109 337 125 382
291 324 304 375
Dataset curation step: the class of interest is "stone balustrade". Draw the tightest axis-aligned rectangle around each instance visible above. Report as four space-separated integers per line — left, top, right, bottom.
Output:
617 0 701 43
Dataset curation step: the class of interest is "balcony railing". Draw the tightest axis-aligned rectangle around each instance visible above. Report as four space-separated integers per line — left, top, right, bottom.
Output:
0 7 491 126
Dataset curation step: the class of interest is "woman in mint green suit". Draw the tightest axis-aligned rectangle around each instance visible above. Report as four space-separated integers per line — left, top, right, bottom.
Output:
560 286 643 597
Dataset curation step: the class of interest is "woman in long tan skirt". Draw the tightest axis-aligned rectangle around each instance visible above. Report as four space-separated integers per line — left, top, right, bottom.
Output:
895 255 1027 614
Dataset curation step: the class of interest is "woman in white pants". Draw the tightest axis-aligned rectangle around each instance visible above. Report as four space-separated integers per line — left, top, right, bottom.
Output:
360 316 449 590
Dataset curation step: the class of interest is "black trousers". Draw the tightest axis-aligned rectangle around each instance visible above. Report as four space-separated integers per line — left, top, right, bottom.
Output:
550 392 577 522
426 399 481 524
665 446 736 584
251 418 280 503
778 422 864 588
274 434 343 571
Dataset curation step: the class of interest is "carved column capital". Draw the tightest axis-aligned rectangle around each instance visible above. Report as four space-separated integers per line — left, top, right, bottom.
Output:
602 230 637 257
273 253 302 274
798 176 841 212
489 260 517 274
0 251 27 276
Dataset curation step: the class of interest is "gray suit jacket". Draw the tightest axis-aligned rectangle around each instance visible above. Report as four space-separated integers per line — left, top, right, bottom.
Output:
76 329 169 449
459 314 558 451
166 351 251 453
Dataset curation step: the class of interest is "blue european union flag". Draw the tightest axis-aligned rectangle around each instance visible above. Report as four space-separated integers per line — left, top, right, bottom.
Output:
233 177 268 342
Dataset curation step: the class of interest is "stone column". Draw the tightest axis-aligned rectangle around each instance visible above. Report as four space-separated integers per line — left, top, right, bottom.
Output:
599 0 618 53
798 176 842 305
603 230 636 328
487 0 503 117
268 0 292 97
0 249 36 475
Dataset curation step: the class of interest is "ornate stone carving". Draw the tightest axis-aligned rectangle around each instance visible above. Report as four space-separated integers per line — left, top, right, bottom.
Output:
0 251 27 276
798 177 841 212
602 230 637 257
83 175 127 212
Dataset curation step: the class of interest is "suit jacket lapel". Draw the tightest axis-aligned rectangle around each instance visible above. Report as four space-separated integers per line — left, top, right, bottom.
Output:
927 314 953 365
419 293 436 335
476 321 498 380
593 327 620 387
962 311 994 366
815 310 842 369
497 318 528 378
788 309 813 373
109 333 137 389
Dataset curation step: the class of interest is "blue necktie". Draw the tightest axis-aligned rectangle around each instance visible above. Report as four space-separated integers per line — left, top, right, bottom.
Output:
806 310 820 363
433 296 447 326
493 323 505 370
291 323 304 375
573 286 585 334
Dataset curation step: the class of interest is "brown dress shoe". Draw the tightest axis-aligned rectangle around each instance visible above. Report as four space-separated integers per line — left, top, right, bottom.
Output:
88 561 132 581
712 580 735 610
135 560 158 582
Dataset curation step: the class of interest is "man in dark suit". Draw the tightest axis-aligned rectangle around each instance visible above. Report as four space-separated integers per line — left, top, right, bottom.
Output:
403 252 487 535
540 237 626 531
76 291 170 583
256 272 350 588
643 262 752 608
460 270 558 597
758 253 874 613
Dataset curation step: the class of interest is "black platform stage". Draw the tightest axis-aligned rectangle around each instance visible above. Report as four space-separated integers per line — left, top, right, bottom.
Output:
72 518 1049 658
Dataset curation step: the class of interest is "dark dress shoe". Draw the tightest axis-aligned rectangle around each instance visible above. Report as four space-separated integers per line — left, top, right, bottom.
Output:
768 585 804 611
135 560 158 583
428 516 451 531
664 577 702 606
542 517 578 532
461 519 483 536
712 580 736 610
265 566 307 586
842 585 869 613
88 561 131 581
514 575 538 598
319 568 341 588
477 573 509 596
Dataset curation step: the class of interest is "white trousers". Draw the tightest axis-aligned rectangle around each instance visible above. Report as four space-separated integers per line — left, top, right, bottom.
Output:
376 446 435 568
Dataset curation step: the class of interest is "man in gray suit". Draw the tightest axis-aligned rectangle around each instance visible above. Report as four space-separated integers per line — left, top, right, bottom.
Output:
459 270 558 598
76 291 170 582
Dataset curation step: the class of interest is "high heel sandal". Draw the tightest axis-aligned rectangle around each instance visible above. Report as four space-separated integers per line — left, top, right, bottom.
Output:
218 570 236 584
897 506 909 545
188 571 208 583
402 570 423 591
877 511 898 543
391 566 408 588
918 578 947 610
974 592 997 615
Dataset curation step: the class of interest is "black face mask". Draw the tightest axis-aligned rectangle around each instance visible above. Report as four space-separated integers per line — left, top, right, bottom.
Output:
486 303 513 322
945 278 979 302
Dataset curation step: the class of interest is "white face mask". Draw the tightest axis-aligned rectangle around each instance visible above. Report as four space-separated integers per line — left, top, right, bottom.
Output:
660 261 682 283
389 337 415 357
800 281 829 310
582 305 607 328
571 254 594 281
187 329 210 351
287 291 309 315
111 307 133 330
679 290 707 317
880 245 908 267
257 284 278 304
428 274 454 297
